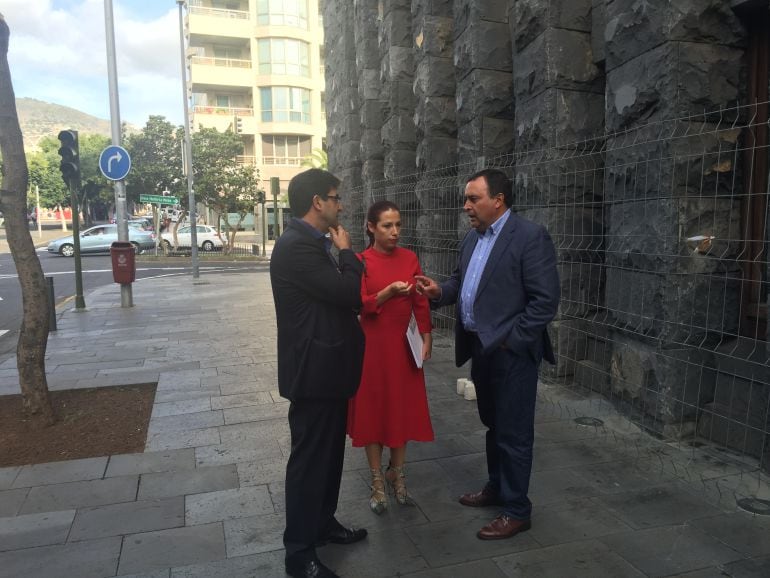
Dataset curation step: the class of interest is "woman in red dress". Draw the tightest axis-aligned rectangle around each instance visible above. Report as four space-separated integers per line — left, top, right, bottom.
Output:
347 201 434 514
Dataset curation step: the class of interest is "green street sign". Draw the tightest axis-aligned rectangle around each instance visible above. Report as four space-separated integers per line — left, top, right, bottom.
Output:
140 194 179 205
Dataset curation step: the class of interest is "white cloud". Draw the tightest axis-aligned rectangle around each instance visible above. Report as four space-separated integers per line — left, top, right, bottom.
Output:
2 0 183 126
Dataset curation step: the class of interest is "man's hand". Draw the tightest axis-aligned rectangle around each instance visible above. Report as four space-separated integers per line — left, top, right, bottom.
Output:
414 275 440 300
328 225 351 250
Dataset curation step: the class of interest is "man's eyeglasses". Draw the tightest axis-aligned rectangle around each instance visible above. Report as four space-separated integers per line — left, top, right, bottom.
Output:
324 194 342 203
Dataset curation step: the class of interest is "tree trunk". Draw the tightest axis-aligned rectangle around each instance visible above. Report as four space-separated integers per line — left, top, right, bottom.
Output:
0 16 54 425
57 204 68 230
172 211 187 250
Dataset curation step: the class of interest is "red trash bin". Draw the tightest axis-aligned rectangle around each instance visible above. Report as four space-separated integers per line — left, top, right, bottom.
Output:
110 242 136 284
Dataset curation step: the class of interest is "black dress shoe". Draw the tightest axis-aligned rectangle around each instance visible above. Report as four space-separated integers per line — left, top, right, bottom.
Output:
285 557 339 578
317 525 368 546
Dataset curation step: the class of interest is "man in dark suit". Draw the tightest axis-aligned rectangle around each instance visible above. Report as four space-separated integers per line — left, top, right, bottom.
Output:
270 168 367 578
415 168 560 540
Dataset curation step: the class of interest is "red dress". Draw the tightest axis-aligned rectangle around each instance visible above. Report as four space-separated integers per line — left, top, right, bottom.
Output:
347 246 435 447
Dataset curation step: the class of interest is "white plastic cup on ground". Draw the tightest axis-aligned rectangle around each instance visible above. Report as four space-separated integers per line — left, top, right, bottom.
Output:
463 383 477 401
456 378 470 395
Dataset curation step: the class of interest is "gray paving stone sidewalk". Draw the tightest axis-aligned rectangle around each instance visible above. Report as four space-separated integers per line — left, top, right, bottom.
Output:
0 268 769 577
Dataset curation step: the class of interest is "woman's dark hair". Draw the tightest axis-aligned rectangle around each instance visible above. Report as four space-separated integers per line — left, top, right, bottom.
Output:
365 200 400 248
288 168 341 217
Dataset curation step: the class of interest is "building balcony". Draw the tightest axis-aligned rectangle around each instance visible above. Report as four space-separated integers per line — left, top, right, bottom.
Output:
192 106 255 134
190 57 253 88
188 4 251 39
236 155 306 167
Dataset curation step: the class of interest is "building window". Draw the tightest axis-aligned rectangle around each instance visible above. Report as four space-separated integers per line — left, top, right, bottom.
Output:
259 87 311 123
257 0 308 28
262 135 312 165
257 38 310 76
213 46 242 60
215 95 231 107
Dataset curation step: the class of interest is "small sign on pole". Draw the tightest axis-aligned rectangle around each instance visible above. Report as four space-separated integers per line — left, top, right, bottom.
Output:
99 145 131 181
140 194 180 205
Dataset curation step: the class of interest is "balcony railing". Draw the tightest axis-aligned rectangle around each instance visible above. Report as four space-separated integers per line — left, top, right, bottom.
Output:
188 5 249 20
193 106 254 116
236 156 305 166
263 156 303 166
191 56 251 69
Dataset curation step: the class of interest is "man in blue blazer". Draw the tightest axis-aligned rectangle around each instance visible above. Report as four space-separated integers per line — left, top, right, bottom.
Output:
271 169 367 578
416 168 560 540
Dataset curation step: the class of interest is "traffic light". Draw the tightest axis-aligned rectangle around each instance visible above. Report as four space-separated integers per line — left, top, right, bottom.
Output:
235 116 243 134
256 190 265 204
57 130 80 188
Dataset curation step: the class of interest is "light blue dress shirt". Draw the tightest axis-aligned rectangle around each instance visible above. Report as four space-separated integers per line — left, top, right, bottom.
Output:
460 210 511 331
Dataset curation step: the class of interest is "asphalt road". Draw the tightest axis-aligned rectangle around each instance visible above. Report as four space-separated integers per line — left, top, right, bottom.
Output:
0 248 266 358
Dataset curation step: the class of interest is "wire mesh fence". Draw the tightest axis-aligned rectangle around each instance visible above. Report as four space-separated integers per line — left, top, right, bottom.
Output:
343 101 770 495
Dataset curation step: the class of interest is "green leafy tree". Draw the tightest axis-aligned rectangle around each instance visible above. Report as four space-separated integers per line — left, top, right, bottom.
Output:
78 133 111 225
206 163 262 253
301 147 328 169
27 136 68 210
190 127 259 250
28 133 111 225
124 116 184 207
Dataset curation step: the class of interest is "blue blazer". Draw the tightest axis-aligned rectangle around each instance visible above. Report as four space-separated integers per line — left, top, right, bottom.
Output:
434 211 560 367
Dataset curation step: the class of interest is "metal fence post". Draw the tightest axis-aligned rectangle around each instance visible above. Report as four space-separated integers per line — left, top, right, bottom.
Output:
46 277 57 332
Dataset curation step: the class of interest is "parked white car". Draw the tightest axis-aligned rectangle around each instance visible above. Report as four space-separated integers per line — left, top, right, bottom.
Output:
161 225 226 252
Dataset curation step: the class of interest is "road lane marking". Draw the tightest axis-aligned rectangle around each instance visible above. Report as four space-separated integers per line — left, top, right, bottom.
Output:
0 330 9 337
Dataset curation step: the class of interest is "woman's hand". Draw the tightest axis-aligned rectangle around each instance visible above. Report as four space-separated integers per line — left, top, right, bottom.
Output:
375 281 413 306
388 281 413 296
421 333 432 361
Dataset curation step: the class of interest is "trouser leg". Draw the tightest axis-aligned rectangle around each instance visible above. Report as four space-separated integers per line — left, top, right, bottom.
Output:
471 340 499 492
491 350 538 520
283 399 348 560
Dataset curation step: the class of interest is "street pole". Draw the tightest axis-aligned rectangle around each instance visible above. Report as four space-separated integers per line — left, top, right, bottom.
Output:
261 200 267 256
104 0 132 307
68 172 86 310
35 185 42 239
271 177 281 239
177 0 199 278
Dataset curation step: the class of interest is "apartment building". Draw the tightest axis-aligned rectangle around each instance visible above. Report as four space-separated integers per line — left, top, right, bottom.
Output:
185 0 326 227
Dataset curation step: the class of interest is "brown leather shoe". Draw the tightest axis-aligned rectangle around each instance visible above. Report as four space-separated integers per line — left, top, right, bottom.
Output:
458 488 503 508
476 515 531 540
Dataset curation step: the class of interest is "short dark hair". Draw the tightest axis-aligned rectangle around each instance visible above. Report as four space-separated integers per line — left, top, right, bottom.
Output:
467 168 512 208
288 168 341 217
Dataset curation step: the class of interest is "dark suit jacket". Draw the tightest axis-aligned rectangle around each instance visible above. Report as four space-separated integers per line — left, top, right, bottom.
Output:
434 211 560 367
270 220 365 401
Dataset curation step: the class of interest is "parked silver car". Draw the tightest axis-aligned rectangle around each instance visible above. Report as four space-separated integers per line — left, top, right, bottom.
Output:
47 224 155 257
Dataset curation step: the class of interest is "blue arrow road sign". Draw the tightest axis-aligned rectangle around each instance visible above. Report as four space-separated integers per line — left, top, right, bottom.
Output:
99 145 131 181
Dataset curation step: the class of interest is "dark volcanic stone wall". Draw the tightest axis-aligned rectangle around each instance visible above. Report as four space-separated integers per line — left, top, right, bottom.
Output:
323 0 362 234
323 1 766 448
511 0 605 379
602 0 747 436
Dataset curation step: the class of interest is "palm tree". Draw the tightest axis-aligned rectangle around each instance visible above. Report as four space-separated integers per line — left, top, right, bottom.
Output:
301 148 328 169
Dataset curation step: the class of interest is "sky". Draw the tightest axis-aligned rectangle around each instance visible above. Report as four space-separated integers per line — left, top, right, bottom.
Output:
2 0 184 127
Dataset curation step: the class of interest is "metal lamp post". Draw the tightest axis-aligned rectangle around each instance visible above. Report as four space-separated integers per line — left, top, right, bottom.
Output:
177 0 199 278
104 0 132 306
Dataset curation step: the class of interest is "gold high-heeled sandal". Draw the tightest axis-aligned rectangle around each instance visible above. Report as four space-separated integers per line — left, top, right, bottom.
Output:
385 464 410 505
369 468 387 514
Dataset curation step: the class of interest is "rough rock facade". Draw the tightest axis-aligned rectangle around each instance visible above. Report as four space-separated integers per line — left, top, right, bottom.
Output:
323 0 770 466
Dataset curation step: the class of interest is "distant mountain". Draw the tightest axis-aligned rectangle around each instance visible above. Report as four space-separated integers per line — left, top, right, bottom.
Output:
15 98 137 151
